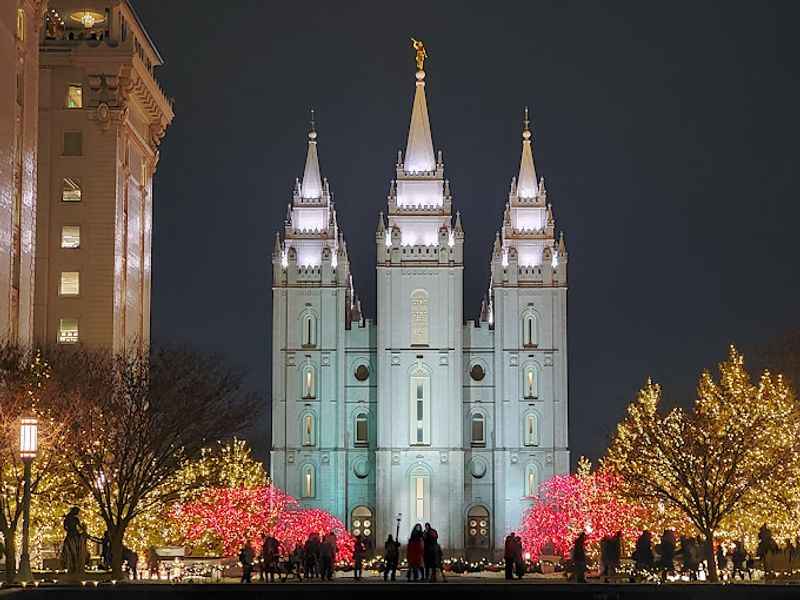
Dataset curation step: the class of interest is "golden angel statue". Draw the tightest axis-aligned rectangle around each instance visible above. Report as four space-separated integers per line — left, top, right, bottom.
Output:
411 38 427 71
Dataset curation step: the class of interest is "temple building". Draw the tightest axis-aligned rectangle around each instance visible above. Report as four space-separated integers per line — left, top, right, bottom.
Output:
270 48 569 557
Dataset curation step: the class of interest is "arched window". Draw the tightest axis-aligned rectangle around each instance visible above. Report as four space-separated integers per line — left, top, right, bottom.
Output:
355 412 369 447
524 413 539 447
411 467 430 523
523 365 538 399
301 313 317 347
410 290 429 346
301 464 315 498
522 312 538 347
301 413 315 447
525 464 539 497
302 365 316 399
471 413 485 447
409 372 430 445
466 505 490 549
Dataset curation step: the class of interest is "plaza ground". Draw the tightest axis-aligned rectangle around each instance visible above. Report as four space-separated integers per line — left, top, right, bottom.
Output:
4 581 800 600
4 572 800 600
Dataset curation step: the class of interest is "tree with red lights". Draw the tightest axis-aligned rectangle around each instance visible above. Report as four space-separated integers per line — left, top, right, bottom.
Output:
517 458 643 561
176 485 354 563
274 506 354 563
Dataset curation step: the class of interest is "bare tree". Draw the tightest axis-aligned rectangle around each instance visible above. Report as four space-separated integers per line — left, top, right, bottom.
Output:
46 346 259 578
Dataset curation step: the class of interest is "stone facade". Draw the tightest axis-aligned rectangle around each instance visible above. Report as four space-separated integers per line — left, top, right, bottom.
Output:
34 0 172 351
0 0 46 346
271 65 569 557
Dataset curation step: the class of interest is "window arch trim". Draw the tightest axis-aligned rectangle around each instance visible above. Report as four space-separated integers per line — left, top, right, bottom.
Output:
470 411 486 447
522 409 541 447
409 365 431 446
299 410 316 447
354 411 369 447
521 309 539 348
301 363 317 399
525 463 540 498
300 463 316 498
522 362 541 400
300 310 318 348
407 463 432 524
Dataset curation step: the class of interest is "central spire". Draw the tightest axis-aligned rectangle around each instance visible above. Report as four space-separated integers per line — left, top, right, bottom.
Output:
301 109 323 199
517 106 538 198
404 39 436 173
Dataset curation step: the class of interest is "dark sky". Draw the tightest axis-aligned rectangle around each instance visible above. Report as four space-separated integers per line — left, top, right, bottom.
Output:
135 1 800 467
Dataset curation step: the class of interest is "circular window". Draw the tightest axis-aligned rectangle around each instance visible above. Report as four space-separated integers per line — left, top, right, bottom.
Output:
470 528 477 536
469 459 487 479
353 528 361 536
354 364 370 381
353 520 361 528
470 364 486 382
353 459 370 479
364 529 371 536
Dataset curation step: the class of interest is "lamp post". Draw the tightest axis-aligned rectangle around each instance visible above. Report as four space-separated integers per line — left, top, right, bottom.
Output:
18 417 38 581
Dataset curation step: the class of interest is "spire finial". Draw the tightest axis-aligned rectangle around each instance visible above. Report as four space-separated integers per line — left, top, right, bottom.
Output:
411 37 427 76
517 107 537 197
522 106 531 141
301 112 323 198
404 40 436 173
308 108 317 141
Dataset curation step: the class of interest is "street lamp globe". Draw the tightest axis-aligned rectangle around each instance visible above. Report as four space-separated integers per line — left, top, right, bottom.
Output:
20 417 38 459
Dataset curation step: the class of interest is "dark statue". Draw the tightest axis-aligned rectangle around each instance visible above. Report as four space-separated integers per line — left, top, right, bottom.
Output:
60 507 88 575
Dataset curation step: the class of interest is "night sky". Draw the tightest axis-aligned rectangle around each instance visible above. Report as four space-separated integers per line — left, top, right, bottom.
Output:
134 1 800 467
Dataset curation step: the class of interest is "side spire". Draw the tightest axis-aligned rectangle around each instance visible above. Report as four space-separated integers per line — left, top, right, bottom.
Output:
301 109 323 199
517 106 537 198
404 39 436 173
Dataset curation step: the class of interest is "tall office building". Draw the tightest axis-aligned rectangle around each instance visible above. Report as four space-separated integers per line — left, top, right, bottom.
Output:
36 0 173 350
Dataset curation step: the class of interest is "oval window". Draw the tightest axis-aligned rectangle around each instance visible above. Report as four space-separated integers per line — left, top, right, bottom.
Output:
470 364 486 382
469 459 487 479
353 459 370 479
354 364 370 381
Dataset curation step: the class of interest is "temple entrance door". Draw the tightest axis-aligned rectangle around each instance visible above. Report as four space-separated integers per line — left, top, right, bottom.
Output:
351 505 375 555
465 505 491 560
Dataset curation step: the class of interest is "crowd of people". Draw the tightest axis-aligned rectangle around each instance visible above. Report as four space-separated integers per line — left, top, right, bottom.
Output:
568 527 783 582
236 522 445 583
53 505 795 584
237 531 341 583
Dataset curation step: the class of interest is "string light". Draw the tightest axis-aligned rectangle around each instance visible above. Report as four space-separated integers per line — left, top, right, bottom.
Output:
175 485 354 562
603 347 800 577
517 458 645 560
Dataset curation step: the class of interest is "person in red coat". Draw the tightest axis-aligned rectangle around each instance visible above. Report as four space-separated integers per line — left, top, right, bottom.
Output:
504 533 516 579
406 524 424 581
